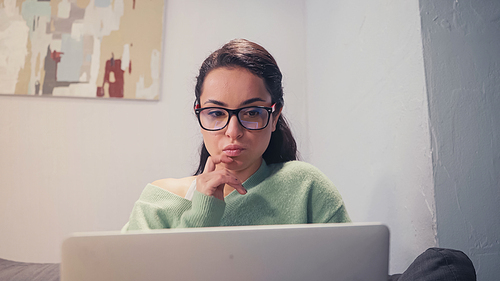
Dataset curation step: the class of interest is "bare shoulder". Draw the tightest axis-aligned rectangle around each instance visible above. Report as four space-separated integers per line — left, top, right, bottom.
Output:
151 176 197 198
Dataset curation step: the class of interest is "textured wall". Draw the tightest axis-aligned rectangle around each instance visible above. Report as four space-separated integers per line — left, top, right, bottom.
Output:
419 1 500 280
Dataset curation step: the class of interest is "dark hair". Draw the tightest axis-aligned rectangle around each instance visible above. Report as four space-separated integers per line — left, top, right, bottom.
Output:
194 39 297 175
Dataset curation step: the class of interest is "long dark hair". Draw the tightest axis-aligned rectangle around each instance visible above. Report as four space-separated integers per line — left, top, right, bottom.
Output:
194 39 297 175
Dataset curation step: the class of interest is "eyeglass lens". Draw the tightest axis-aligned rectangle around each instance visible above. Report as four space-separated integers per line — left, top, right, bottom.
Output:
199 107 270 130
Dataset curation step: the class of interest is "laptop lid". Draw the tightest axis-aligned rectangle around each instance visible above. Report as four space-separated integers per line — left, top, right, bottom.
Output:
61 223 389 281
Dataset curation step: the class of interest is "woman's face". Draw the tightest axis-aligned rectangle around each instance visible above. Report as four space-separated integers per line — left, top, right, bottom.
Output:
199 67 279 179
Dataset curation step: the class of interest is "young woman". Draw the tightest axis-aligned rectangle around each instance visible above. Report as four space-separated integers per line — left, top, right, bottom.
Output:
122 39 350 231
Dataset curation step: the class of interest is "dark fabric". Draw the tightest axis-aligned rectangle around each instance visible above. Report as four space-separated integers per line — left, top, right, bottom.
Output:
0 258 60 281
388 248 476 281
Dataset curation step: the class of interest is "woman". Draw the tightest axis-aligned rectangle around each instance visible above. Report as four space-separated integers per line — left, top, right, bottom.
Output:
122 39 350 231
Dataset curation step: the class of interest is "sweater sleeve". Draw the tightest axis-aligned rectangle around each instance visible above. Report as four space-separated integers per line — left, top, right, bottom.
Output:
122 184 226 232
310 179 351 223
298 163 351 224
310 180 351 223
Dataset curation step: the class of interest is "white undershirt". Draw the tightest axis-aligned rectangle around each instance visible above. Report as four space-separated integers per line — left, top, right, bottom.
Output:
184 179 197 201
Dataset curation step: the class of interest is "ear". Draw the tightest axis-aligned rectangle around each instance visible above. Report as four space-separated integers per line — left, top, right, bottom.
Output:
271 107 283 132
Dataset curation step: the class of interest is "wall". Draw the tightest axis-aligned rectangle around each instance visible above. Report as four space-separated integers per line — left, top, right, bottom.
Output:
0 0 308 262
305 0 436 274
419 1 500 280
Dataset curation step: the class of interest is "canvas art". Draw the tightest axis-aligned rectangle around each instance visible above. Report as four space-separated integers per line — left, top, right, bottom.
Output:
0 0 164 100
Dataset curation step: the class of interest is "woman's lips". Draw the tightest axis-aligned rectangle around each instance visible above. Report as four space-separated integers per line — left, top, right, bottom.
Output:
223 145 244 157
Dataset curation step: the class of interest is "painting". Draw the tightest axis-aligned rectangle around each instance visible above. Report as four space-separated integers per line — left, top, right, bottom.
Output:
0 0 164 100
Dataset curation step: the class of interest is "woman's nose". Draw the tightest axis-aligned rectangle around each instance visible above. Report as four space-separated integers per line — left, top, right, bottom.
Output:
225 115 244 139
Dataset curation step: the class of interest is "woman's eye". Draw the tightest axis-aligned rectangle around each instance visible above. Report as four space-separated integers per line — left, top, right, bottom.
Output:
243 109 261 117
207 110 227 118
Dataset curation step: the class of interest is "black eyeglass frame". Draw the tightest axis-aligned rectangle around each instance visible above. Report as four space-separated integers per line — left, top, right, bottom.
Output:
194 104 276 131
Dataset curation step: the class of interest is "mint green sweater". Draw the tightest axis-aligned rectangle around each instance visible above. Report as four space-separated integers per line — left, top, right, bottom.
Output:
122 160 350 231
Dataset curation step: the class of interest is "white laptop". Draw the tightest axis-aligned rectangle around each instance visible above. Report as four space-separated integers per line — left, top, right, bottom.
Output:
61 223 389 281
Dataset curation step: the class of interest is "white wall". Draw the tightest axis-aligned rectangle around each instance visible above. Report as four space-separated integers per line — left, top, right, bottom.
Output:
305 0 436 274
0 0 438 275
0 0 308 262
420 1 500 280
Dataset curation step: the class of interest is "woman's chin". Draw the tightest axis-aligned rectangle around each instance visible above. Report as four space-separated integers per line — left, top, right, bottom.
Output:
219 157 249 172
224 157 243 168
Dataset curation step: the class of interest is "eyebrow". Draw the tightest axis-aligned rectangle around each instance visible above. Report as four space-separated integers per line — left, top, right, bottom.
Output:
203 97 267 107
204 99 226 106
241 98 267 106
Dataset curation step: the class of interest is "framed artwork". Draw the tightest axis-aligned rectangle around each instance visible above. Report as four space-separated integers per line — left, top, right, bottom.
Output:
0 0 164 100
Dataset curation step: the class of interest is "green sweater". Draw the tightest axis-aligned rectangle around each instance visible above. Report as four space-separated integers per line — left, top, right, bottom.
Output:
122 160 350 231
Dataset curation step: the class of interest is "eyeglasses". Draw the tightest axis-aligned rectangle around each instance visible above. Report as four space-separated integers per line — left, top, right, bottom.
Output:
195 104 276 131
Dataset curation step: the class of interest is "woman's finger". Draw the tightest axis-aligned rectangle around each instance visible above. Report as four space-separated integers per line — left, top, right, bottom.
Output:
202 171 238 189
205 173 246 194
197 170 247 199
203 154 233 174
229 181 247 195
203 156 215 173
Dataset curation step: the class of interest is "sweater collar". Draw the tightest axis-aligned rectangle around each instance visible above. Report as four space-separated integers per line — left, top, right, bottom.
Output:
242 159 271 190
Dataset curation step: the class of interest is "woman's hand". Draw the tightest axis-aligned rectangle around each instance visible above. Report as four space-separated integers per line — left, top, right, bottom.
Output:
195 155 247 201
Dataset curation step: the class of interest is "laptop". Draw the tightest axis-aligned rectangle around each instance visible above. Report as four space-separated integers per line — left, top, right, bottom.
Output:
61 223 389 281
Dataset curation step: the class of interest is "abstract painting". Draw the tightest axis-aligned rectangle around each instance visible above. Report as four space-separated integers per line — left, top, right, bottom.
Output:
0 0 164 100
